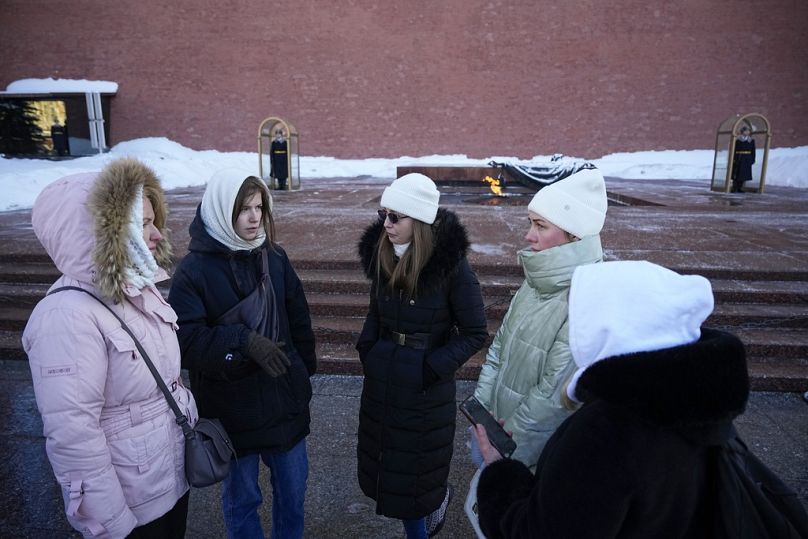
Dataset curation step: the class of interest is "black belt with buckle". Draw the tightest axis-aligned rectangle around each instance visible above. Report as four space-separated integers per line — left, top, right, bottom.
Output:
381 328 443 350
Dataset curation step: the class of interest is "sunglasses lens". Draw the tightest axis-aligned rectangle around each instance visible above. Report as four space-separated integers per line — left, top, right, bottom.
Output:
378 210 400 224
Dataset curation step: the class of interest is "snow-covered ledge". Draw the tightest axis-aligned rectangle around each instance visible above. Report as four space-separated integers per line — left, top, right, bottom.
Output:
3 78 118 94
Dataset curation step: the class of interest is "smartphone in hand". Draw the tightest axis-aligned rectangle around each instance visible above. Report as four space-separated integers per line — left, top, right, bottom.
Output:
460 395 516 458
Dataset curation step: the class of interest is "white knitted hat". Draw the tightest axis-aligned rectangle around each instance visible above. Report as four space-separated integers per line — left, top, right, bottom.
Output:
380 173 440 224
527 168 607 238
566 261 714 403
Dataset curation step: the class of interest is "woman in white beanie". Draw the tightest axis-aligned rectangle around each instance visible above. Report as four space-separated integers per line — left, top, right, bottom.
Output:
472 261 807 538
168 170 316 539
356 173 488 538
471 167 608 470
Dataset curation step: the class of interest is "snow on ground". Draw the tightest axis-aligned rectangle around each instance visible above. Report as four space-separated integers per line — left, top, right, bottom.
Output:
0 137 806 212
2 78 805 210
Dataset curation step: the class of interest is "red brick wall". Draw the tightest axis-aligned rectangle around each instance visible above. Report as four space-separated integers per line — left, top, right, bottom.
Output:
2 0 806 159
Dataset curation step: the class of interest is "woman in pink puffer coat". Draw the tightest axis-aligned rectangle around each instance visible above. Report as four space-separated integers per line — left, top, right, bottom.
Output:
22 158 198 538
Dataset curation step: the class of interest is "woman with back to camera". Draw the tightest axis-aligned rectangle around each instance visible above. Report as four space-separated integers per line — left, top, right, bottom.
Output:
474 260 808 538
471 167 608 469
356 173 488 538
168 169 316 539
23 158 198 538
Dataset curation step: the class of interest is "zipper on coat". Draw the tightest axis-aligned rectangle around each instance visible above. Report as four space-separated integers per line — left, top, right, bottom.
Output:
375 450 384 509
376 287 403 512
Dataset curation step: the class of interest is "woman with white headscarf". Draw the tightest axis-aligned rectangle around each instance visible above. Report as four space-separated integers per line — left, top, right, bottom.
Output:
168 169 315 539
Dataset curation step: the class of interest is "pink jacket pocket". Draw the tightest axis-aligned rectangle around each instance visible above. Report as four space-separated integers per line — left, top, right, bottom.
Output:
107 423 175 508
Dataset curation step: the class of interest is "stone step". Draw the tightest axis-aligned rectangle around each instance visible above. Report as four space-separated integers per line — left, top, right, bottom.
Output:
2 283 807 328
0 263 59 284
310 341 808 392
3 256 808 283
0 330 25 361
708 279 808 304
305 295 808 327
731 328 808 359
1 271 806 311
289 273 808 304
2 264 808 305
0 262 624 303
0 308 33 331
707 303 808 329
746 363 808 392
0 284 512 319
309 316 808 355
5 308 807 362
5 318 807 391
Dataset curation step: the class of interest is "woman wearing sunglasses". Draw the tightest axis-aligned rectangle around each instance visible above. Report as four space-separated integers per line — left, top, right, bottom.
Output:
356 173 488 538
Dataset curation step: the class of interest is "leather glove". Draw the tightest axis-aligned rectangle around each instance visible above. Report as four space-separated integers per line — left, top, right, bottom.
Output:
245 332 290 377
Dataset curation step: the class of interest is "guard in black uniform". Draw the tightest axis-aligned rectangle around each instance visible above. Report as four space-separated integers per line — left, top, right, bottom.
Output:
51 121 70 156
731 125 756 193
270 128 289 190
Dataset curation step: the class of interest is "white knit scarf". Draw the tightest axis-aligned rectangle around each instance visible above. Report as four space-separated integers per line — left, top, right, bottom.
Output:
124 185 158 290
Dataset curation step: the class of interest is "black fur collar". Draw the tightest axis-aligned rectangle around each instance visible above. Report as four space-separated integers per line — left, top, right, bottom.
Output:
577 328 749 428
357 207 470 290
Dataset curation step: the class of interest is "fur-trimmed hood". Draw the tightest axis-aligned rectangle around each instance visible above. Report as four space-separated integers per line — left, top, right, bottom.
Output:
576 328 749 438
32 159 172 302
357 207 470 290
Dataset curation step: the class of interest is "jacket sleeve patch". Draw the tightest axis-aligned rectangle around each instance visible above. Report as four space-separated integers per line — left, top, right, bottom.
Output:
41 364 77 377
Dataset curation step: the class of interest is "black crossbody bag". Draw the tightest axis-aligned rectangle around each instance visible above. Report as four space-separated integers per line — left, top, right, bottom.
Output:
49 286 235 488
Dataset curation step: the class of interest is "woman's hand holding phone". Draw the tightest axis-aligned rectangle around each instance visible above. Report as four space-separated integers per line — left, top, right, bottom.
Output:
473 424 507 465
461 396 516 462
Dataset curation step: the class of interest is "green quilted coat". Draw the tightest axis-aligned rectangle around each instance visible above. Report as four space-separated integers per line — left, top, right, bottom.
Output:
474 234 603 468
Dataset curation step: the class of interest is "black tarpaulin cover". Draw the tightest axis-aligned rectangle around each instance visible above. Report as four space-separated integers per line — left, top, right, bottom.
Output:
489 158 596 191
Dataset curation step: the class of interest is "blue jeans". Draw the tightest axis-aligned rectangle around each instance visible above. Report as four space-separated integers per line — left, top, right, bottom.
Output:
221 439 308 539
402 517 427 539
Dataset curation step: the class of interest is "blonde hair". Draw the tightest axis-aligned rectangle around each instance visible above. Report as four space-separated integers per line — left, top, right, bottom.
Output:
374 219 434 300
143 183 167 232
560 380 581 411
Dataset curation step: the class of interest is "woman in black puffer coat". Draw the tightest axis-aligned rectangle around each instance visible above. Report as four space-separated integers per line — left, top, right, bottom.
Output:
356 173 487 538
168 169 315 539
